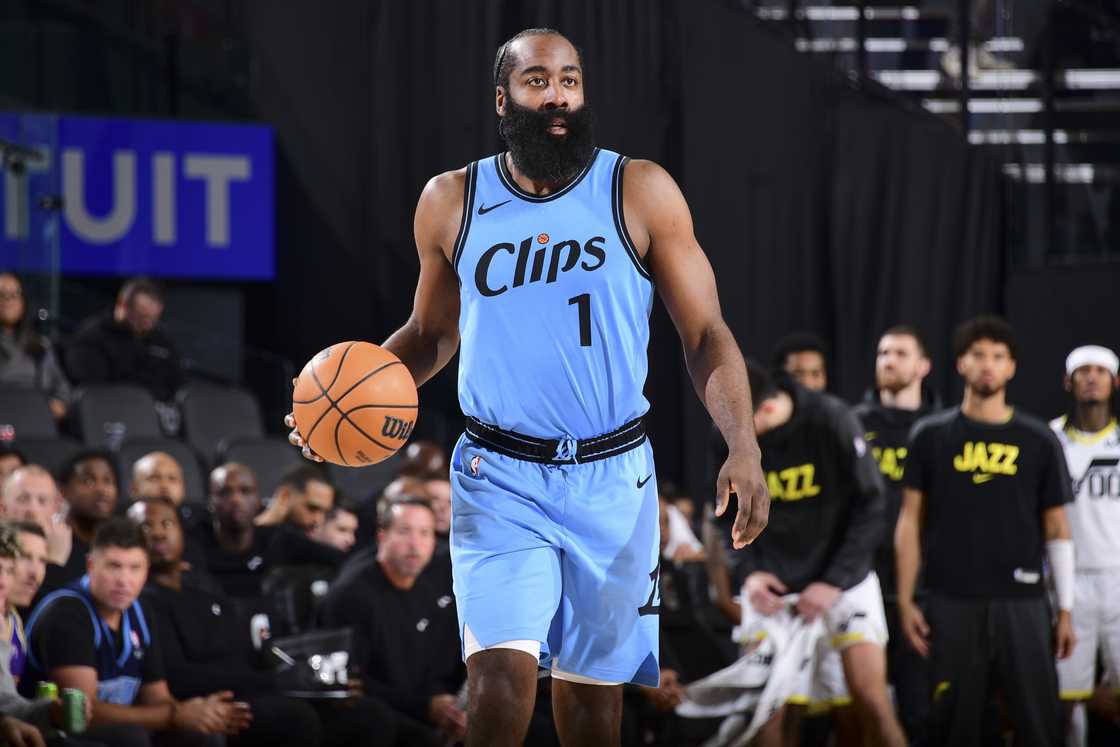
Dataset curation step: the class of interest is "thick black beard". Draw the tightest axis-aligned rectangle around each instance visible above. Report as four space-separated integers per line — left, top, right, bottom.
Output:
500 99 597 186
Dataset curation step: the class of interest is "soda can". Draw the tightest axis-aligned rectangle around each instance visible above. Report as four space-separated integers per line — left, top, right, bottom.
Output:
61 688 87 734
35 682 58 701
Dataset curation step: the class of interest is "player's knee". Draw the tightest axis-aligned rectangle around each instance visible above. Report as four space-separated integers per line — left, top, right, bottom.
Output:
468 648 539 704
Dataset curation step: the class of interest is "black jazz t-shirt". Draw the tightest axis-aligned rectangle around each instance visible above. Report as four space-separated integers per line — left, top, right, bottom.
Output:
903 408 1073 599
852 401 933 597
728 384 886 594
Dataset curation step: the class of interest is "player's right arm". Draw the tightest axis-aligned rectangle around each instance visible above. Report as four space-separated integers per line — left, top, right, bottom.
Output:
381 169 465 387
895 486 930 657
286 170 464 459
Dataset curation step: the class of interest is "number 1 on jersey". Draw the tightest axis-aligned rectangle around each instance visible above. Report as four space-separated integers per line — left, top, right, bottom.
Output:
568 293 592 347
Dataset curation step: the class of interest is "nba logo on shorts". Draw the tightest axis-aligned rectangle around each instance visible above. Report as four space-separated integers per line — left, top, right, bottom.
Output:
470 455 482 477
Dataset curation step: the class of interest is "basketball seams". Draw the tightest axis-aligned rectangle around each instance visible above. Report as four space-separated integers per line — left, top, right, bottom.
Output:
292 341 358 404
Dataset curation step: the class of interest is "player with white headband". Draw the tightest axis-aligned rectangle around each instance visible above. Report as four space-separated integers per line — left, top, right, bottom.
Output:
1051 345 1120 746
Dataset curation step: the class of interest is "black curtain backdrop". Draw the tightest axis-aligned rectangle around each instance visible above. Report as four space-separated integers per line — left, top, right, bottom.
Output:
242 0 1005 496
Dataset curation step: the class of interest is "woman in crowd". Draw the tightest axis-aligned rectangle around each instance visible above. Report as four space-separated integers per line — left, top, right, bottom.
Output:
0 273 71 420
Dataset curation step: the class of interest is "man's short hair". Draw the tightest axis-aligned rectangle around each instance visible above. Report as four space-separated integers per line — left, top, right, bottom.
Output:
0 443 26 466
881 324 929 357
2 464 53 499
275 464 331 495
771 332 828 369
91 517 148 553
326 494 359 523
57 449 118 488
0 523 22 560
952 315 1018 360
377 494 434 530
746 359 779 404
118 276 165 306
10 520 46 542
493 28 582 89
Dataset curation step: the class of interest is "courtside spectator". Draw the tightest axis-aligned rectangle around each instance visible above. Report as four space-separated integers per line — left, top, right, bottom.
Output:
131 496 411 747
2 466 72 578
313 497 358 554
196 463 342 598
9 522 47 638
24 518 250 746
772 331 829 392
254 465 334 537
65 277 184 404
0 522 89 744
131 454 186 506
319 496 463 746
0 272 71 420
38 451 118 597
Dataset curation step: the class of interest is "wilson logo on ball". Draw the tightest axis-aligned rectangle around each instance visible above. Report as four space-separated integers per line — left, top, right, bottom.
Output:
381 416 414 440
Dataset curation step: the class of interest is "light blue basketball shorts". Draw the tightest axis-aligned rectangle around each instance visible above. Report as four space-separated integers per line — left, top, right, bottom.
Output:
449 432 661 687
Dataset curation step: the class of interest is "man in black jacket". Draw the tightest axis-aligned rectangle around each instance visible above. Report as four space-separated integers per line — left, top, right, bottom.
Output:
319 496 464 746
65 278 183 403
712 365 904 747
192 463 343 599
130 496 411 747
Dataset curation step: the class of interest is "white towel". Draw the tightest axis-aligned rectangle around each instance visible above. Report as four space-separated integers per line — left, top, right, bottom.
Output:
677 601 824 747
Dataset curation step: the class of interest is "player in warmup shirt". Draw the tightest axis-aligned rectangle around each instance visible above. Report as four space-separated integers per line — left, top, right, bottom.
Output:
288 27 769 746
896 316 1075 747
851 325 934 744
1050 345 1120 746
716 366 904 747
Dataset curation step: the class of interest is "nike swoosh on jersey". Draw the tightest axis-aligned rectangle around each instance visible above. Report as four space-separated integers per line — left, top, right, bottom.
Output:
637 474 653 489
477 199 512 215
972 473 995 484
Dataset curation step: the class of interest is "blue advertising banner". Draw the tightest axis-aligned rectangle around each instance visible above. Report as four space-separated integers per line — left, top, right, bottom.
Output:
0 113 274 280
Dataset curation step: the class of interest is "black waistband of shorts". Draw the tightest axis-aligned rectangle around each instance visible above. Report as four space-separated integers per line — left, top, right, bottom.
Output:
464 416 646 465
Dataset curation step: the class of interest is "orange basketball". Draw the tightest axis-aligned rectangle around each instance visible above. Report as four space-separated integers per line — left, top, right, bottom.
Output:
291 341 418 467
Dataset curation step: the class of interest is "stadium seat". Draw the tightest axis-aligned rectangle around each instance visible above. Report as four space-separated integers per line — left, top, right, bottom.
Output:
13 437 84 476
115 438 207 503
0 388 58 440
73 386 161 448
327 452 403 503
178 384 265 464
218 437 303 498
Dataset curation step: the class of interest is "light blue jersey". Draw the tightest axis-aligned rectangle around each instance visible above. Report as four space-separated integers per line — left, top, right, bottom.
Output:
448 148 661 687
453 148 654 440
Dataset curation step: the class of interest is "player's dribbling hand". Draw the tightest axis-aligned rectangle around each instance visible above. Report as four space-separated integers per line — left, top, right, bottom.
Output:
744 572 787 616
898 600 931 658
715 447 770 549
1054 610 1076 660
795 582 840 623
285 379 324 462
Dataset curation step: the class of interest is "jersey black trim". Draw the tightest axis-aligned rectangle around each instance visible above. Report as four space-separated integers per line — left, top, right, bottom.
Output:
611 155 653 282
451 161 479 275
495 149 599 203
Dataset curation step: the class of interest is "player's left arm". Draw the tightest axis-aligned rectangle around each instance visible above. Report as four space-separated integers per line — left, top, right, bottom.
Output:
1043 504 1076 659
622 159 768 548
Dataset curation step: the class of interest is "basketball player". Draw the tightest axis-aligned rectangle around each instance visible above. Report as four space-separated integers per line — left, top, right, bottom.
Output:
1051 345 1120 746
896 316 1075 747
287 28 769 746
852 325 933 744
